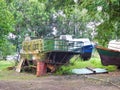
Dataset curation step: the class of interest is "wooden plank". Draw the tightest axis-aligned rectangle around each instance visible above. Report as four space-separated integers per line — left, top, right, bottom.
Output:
15 58 24 72
47 64 56 72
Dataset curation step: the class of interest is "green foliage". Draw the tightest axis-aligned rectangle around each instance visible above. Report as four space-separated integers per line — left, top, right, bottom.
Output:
0 39 16 56
0 60 15 71
55 66 72 75
80 0 120 46
9 0 50 38
96 21 115 46
0 0 14 46
0 0 15 56
1 0 119 56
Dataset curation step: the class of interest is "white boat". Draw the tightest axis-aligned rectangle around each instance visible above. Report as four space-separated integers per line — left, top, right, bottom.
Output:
108 40 120 51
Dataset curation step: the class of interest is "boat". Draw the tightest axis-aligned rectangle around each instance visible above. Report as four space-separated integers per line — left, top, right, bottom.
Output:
80 44 94 60
59 35 94 60
45 37 94 66
96 44 120 66
17 35 94 73
108 40 120 51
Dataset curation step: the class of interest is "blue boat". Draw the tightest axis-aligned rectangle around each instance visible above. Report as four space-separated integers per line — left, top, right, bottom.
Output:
65 37 94 60
80 44 94 60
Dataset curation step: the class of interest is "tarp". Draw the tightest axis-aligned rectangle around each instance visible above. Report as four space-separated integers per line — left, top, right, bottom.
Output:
72 68 108 75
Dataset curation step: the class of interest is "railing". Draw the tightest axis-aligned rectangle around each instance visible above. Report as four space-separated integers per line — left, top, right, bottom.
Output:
55 40 83 51
22 39 84 54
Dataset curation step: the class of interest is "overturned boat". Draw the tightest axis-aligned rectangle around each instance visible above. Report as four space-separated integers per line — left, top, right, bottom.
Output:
96 40 120 66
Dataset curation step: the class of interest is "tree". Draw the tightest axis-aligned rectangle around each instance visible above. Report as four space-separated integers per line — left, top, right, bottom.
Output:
8 0 51 38
6 0 120 49
6 0 52 52
0 0 14 46
44 0 96 40
80 0 120 46
0 0 15 57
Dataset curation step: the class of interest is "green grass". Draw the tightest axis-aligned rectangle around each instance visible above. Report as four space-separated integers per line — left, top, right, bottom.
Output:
56 54 117 75
0 60 37 80
0 60 15 71
0 55 118 80
70 56 117 71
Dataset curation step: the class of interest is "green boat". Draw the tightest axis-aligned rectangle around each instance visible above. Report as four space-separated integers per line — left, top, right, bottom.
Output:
96 46 120 66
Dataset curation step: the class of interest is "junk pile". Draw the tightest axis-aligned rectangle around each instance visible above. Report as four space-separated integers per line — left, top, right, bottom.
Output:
16 35 94 76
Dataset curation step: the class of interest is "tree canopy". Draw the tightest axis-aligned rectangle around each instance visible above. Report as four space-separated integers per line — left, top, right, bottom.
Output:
0 0 14 45
80 0 120 46
0 0 120 56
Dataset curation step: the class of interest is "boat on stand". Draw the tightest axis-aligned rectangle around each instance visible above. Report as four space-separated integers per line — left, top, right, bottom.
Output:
96 40 120 67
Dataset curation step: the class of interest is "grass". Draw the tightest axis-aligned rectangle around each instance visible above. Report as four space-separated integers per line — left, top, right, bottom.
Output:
0 52 118 77
0 60 37 80
0 70 37 80
56 52 117 75
70 56 117 71
0 60 15 71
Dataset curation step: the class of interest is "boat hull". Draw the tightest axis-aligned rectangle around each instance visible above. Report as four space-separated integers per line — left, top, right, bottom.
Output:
81 45 93 60
46 51 75 64
96 46 120 66
72 45 93 60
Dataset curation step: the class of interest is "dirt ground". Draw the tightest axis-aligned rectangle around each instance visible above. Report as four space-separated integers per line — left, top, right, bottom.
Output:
0 70 120 90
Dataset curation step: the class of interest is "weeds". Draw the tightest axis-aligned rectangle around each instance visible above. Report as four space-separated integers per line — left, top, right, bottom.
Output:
56 55 117 75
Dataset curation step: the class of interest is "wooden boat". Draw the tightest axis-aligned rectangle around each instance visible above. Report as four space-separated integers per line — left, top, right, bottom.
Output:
96 46 120 66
